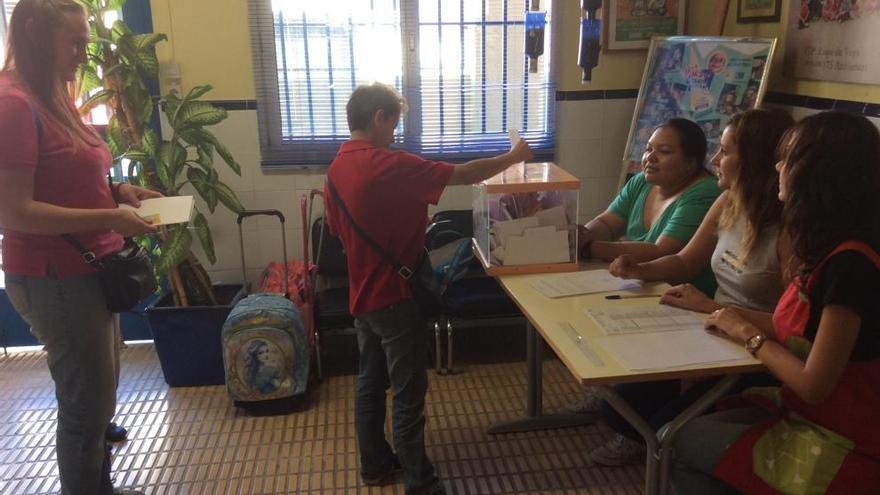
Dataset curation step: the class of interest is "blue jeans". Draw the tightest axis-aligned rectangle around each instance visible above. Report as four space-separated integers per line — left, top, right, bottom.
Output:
671 407 772 494
5 272 118 495
354 299 437 494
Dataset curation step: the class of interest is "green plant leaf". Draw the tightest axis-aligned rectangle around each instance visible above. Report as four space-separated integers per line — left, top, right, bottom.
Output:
155 141 187 192
192 210 216 264
174 101 227 128
162 93 181 119
79 0 100 11
211 137 242 176
214 182 244 214
191 129 241 176
132 32 167 50
103 63 128 78
124 150 149 162
187 168 218 213
135 48 160 77
155 226 192 277
106 0 128 11
106 118 127 159
183 85 213 102
78 89 114 116
76 65 102 97
142 127 158 155
110 20 132 42
196 144 214 170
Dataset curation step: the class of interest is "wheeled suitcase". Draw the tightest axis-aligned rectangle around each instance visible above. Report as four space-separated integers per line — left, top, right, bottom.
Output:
222 210 310 415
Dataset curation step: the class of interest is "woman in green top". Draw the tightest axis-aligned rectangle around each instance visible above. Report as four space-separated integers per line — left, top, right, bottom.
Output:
578 118 721 296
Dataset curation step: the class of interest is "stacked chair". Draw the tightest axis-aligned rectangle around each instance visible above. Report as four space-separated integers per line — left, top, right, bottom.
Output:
426 210 525 375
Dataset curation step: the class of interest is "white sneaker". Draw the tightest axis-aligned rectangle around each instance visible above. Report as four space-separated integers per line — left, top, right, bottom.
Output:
589 433 646 466
561 387 604 414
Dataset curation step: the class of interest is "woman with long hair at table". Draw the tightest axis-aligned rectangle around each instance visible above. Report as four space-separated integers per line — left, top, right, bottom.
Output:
672 111 880 494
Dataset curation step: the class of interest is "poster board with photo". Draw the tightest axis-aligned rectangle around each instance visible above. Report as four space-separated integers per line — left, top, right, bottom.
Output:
606 0 687 51
619 36 776 185
784 0 880 85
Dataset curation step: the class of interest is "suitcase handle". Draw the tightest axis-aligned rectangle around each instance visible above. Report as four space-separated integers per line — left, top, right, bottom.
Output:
237 209 288 296
237 209 285 224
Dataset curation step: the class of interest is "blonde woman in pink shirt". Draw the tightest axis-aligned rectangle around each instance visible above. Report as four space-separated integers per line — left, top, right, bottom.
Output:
0 1 158 493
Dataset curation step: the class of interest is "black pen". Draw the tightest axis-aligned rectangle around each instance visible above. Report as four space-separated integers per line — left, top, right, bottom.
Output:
604 294 661 300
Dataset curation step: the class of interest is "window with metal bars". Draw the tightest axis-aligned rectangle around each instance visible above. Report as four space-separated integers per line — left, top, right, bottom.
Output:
249 0 555 168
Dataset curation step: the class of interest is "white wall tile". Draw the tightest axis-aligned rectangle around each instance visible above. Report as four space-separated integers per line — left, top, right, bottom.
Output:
193 190 257 234
556 99 604 139
788 106 818 121
578 176 620 222
601 135 630 179
434 185 473 212
602 98 638 144
255 228 303 269
247 190 302 232
207 268 263 289
197 225 262 274
556 137 604 178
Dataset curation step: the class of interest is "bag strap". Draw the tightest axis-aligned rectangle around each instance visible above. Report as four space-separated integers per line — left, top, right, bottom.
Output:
325 178 417 281
29 101 115 269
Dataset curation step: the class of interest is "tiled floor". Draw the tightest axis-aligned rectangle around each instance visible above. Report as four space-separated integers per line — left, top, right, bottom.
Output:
0 343 644 494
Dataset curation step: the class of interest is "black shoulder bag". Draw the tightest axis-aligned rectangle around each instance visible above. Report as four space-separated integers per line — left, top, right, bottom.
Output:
30 103 156 312
63 230 156 313
325 179 445 317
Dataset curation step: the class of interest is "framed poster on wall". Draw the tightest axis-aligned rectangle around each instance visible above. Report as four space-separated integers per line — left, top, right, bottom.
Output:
784 0 880 84
737 0 782 24
605 0 687 51
619 36 777 184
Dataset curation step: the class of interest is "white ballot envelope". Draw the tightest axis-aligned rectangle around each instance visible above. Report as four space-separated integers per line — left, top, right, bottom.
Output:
119 196 195 225
508 128 520 146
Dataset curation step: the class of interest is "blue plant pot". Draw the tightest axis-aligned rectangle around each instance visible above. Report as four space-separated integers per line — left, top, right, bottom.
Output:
146 284 245 387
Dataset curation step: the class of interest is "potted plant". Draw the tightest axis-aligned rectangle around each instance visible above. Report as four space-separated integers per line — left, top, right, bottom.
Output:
77 0 246 385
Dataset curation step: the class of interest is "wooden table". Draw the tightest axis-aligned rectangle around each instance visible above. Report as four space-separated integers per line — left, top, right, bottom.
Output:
487 267 763 495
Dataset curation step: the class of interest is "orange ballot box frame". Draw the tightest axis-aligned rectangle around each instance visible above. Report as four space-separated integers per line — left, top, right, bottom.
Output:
472 161 580 276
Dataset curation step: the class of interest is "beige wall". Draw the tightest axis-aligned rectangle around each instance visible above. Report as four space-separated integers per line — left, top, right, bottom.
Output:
556 0 880 101
150 0 880 101
151 0 254 99
147 0 880 283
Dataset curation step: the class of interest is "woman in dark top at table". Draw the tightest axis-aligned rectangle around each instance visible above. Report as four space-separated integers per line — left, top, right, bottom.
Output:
673 111 880 494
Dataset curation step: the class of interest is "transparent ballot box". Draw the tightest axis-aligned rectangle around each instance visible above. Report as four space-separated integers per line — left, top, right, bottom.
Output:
472 162 580 276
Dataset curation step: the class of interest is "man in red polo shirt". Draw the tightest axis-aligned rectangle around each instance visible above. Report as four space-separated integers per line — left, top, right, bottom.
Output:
325 82 532 495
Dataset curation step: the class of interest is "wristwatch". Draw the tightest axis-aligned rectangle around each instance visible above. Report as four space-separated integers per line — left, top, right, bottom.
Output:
745 334 766 356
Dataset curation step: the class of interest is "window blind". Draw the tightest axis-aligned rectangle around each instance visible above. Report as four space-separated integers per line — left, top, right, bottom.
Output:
249 0 555 168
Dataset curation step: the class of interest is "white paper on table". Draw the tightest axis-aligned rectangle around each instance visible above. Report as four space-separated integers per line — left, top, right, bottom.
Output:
118 196 194 225
529 269 642 298
504 229 569 265
596 329 750 371
585 304 705 335
535 205 569 230
493 216 539 247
